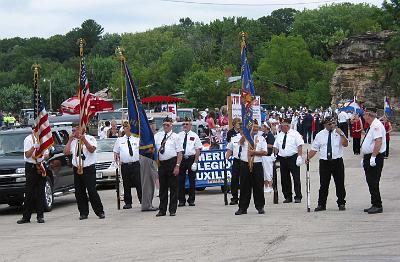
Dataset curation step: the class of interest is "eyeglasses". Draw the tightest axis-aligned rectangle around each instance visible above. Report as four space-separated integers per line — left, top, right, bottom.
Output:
163 123 171 127
182 123 190 126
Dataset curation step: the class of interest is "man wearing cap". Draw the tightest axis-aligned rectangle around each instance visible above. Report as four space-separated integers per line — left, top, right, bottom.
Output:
362 108 386 214
17 127 49 224
154 117 183 216
306 116 348 211
235 119 268 215
177 117 202 207
273 118 304 203
113 121 142 209
225 118 243 205
64 124 105 220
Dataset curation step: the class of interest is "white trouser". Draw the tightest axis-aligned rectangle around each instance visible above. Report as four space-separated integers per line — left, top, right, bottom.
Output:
261 156 274 182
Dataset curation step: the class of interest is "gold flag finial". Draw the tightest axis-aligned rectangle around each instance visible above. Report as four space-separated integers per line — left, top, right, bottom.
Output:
240 32 248 49
115 46 126 62
77 38 86 57
32 63 41 80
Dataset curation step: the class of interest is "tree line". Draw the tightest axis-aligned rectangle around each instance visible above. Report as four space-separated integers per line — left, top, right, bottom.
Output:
0 1 399 113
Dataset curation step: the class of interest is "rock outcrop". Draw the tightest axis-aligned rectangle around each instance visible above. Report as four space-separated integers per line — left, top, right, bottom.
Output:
330 31 399 117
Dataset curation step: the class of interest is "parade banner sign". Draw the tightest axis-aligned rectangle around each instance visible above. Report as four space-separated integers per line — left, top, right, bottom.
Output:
161 103 177 120
186 149 233 189
230 93 261 124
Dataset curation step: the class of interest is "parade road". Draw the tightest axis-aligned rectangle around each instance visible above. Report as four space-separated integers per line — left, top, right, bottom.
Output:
0 136 399 262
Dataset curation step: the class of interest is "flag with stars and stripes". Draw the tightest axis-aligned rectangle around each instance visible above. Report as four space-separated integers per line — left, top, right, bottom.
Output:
33 73 54 176
79 56 91 127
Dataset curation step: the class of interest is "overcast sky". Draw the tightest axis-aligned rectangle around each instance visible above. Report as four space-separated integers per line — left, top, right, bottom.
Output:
0 0 384 39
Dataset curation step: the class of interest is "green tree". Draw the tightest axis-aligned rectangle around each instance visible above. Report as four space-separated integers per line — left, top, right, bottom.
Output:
0 84 32 112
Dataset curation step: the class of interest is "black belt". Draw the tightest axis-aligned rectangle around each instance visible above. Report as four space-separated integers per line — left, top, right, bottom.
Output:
320 157 342 162
121 161 139 166
278 154 297 159
183 155 195 160
160 157 177 163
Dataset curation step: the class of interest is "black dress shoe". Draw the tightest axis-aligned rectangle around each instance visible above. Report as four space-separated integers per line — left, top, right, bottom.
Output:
294 199 302 203
156 212 166 217
170 212 176 216
257 208 265 214
229 200 238 205
367 206 383 214
283 199 292 203
17 218 30 224
98 213 105 219
178 202 185 207
235 209 247 215
123 204 132 209
188 203 195 206
314 206 326 212
364 206 373 212
338 205 346 211
79 215 88 220
37 217 45 223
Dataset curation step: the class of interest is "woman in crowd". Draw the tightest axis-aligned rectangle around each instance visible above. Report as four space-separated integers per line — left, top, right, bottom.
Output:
351 114 363 155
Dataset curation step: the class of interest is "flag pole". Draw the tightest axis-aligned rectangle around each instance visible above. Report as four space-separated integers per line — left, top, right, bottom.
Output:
77 38 86 175
32 64 46 177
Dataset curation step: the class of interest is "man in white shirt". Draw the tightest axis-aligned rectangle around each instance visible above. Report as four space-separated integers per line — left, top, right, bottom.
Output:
154 117 183 217
273 118 304 203
64 123 105 220
306 116 348 211
177 117 202 207
337 110 349 138
361 108 386 214
113 121 142 209
17 128 49 224
235 119 268 215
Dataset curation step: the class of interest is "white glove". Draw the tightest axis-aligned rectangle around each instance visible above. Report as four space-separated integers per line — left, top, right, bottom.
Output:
36 157 44 162
33 143 40 149
191 163 198 172
360 159 364 168
270 155 276 162
296 156 303 167
370 156 376 167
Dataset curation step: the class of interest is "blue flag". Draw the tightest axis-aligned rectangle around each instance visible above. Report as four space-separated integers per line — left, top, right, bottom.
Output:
124 61 156 159
240 40 256 148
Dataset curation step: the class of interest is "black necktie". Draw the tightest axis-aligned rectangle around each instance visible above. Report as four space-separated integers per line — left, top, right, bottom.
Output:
238 145 242 158
127 137 133 156
183 133 188 155
327 130 332 160
282 133 287 149
159 133 167 154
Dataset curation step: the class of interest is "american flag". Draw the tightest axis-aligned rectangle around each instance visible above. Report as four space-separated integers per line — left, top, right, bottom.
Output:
33 75 54 176
79 56 90 127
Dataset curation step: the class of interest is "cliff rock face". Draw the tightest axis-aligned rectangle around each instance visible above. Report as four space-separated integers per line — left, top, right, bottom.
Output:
330 31 398 115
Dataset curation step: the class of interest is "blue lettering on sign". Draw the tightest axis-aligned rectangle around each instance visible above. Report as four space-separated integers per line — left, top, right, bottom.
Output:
185 149 233 189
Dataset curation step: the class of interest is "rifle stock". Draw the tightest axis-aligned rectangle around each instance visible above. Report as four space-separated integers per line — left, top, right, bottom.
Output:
306 149 310 212
116 167 120 210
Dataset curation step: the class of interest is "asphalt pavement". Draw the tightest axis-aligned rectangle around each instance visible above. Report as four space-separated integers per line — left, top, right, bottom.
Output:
0 135 399 262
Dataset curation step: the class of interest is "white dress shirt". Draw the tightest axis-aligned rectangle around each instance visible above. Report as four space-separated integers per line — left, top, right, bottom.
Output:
70 135 97 167
361 118 386 154
178 130 202 157
226 133 241 159
338 111 348 123
113 135 140 163
239 134 268 163
23 134 49 164
311 129 344 160
154 130 183 161
273 129 304 157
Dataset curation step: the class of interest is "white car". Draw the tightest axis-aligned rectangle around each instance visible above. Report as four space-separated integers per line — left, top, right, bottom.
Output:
95 138 118 185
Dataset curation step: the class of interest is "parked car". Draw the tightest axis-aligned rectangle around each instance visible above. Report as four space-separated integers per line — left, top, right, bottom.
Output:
177 108 198 122
0 125 75 211
95 138 118 185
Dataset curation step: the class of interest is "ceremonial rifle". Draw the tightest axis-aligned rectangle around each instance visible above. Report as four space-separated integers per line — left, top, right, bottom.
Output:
306 149 311 212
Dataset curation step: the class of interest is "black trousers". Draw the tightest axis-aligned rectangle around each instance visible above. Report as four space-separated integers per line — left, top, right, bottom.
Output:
303 126 312 144
22 162 46 220
158 157 178 214
279 154 302 200
73 165 104 217
230 158 241 202
386 140 390 157
338 122 348 138
318 158 346 207
363 153 384 208
121 161 142 205
238 161 265 211
353 138 361 154
178 156 196 204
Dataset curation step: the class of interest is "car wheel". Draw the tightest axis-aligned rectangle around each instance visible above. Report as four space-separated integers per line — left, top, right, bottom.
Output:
196 187 206 191
44 177 54 212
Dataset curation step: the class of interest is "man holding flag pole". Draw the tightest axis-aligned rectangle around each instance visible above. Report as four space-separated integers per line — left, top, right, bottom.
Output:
17 64 53 224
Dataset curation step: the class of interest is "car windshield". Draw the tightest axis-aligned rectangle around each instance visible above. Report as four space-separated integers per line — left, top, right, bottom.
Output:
177 110 192 119
0 133 28 156
96 138 117 153
97 112 125 120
